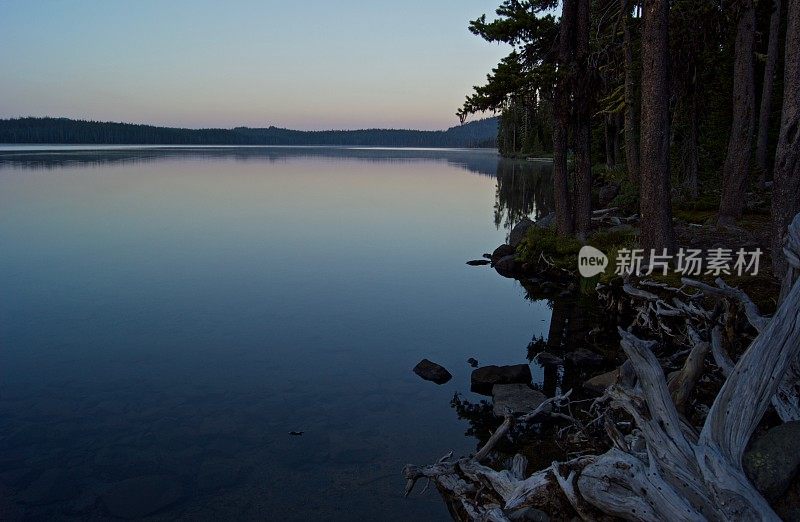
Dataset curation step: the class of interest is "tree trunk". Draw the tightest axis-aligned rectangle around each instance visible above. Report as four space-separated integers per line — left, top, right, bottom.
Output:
622 0 640 184
771 0 800 275
553 0 578 237
639 0 675 254
574 0 592 241
684 90 700 198
605 114 615 168
718 2 756 225
756 0 782 178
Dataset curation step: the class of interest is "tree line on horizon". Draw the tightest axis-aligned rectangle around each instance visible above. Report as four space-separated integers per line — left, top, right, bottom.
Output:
0 117 499 149
459 0 798 275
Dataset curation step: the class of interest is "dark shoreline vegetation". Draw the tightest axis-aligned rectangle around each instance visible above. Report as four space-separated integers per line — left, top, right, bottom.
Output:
0 116 498 148
404 0 800 520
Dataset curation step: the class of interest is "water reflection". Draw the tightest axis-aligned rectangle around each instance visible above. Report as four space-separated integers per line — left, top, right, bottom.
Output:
494 160 554 236
0 146 559 520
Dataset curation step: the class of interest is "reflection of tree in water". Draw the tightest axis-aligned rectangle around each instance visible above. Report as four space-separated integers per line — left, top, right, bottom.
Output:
450 287 616 467
493 159 554 237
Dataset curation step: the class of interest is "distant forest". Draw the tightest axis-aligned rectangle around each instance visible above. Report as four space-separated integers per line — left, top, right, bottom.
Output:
0 117 498 148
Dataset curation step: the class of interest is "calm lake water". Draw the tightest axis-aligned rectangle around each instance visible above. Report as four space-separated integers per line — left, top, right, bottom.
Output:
0 146 556 520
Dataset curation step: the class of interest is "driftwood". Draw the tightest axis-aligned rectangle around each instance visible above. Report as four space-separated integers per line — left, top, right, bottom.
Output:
405 213 800 521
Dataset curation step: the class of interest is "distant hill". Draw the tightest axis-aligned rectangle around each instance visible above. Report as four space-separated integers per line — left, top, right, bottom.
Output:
0 117 498 148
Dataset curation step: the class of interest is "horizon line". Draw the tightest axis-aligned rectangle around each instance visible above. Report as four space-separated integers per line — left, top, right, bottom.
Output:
1 115 498 134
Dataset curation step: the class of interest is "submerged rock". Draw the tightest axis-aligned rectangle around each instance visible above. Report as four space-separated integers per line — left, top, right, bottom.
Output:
471 364 532 395
413 359 452 384
509 217 535 247
583 368 620 394
534 352 563 368
101 475 183 519
467 357 479 368
492 384 549 417
466 259 491 266
744 421 800 500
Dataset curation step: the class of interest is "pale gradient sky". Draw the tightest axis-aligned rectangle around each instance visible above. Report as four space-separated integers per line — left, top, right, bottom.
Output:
0 0 509 130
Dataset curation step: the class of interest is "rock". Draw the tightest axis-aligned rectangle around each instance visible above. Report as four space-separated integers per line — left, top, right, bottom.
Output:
467 357 479 368
509 506 550 521
494 255 517 274
608 223 635 234
744 421 800 500
583 368 620 394
466 259 491 266
534 212 555 229
491 244 515 265
774 477 800 522
101 475 183 519
482 253 492 260
565 348 604 366
598 183 620 208
413 359 452 384
471 364 532 395
509 217 535 247
534 352 563 367
492 384 549 417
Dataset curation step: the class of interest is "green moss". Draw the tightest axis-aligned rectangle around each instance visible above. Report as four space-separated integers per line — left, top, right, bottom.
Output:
516 226 582 270
516 224 639 280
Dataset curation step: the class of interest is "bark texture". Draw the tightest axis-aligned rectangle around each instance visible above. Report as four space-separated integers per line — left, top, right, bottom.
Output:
622 0 640 184
553 0 577 237
718 2 756 224
771 0 800 275
755 0 782 176
639 0 675 253
574 0 592 241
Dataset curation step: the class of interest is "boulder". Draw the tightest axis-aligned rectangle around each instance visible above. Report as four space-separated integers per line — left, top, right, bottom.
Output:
744 421 800 500
494 255 517 274
598 183 620 208
413 359 452 384
509 507 550 521
509 217 535 247
466 259 491 266
467 357 479 368
491 244 516 265
565 348 604 366
471 364 532 395
101 475 183 520
583 368 620 394
534 352 563 368
492 384 549 417
534 212 555 229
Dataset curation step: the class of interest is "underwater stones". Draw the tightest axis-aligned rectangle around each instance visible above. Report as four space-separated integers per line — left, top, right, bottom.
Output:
412 359 452 385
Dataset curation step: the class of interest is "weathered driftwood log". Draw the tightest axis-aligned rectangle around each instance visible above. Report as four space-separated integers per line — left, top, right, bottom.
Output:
405 213 800 521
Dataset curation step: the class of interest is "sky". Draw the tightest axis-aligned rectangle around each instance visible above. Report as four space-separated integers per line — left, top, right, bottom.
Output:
0 0 510 130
